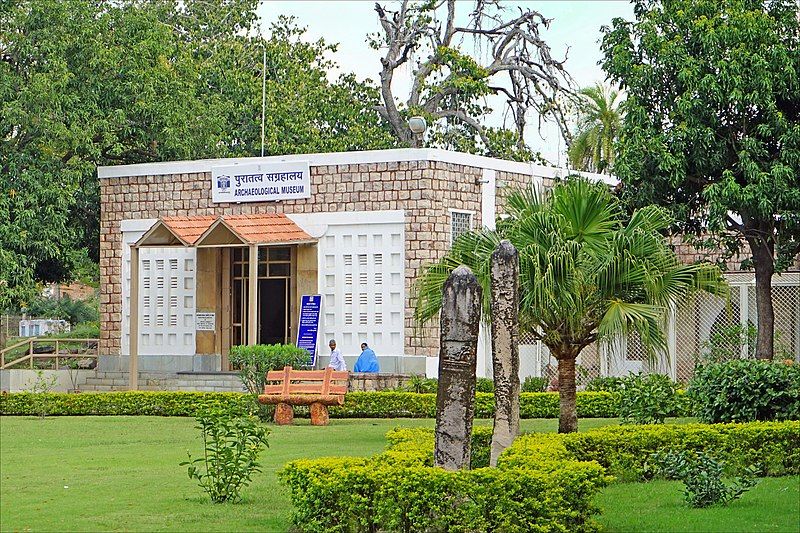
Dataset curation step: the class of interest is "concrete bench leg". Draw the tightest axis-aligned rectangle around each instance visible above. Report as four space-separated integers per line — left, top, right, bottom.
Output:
274 402 294 425
310 402 329 426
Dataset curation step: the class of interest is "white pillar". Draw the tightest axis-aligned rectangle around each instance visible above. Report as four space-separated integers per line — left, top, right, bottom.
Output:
129 245 139 390
248 244 258 346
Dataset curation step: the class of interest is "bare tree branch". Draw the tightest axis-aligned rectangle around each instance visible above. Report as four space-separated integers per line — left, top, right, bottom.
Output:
373 0 577 156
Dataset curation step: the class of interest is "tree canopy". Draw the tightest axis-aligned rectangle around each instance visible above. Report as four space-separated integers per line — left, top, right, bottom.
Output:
567 84 624 173
601 0 800 358
0 0 395 310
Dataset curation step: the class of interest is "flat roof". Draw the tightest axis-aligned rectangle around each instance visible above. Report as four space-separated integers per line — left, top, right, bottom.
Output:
97 148 616 185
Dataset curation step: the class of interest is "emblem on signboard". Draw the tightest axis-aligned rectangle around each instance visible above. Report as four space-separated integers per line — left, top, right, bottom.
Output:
216 175 231 193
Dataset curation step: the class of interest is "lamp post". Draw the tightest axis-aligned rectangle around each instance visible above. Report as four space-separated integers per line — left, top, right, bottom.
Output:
408 116 427 148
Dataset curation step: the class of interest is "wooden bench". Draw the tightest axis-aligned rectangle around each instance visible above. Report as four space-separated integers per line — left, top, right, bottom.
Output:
257 366 348 426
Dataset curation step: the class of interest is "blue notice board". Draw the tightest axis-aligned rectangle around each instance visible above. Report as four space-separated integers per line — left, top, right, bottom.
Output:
296 294 322 366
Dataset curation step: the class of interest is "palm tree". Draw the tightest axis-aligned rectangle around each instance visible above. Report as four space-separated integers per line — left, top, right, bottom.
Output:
567 84 623 173
414 179 726 433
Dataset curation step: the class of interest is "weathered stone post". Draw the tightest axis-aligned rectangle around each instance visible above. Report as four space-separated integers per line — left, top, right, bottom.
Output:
435 265 482 470
489 240 520 466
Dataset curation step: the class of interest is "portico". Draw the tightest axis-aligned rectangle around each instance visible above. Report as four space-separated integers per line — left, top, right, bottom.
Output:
127 214 316 389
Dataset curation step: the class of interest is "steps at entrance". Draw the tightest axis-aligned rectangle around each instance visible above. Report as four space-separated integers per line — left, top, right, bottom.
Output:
80 371 246 392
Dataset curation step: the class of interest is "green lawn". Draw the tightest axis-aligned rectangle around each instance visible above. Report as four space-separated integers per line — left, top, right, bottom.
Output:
1 416 797 532
597 478 800 533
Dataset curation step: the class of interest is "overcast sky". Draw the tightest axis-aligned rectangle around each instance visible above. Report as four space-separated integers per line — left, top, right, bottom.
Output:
257 1 635 163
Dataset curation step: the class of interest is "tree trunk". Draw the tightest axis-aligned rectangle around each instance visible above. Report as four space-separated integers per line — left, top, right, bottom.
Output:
745 222 775 360
557 356 578 433
752 253 775 359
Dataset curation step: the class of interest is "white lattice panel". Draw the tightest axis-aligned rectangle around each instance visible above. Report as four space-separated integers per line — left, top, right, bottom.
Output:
121 226 197 356
318 218 405 358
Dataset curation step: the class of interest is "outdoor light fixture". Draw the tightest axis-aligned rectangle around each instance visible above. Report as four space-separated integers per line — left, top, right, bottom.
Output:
408 116 427 134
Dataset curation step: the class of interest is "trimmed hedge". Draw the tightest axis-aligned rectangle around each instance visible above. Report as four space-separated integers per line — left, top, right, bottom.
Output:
0 390 693 418
0 391 253 417
331 391 691 419
280 427 609 532
500 421 800 481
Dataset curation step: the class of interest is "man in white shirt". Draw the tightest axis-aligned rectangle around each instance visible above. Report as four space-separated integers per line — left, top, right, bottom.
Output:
327 339 347 371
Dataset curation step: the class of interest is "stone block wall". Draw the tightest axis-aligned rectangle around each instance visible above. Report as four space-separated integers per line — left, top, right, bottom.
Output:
99 159 487 360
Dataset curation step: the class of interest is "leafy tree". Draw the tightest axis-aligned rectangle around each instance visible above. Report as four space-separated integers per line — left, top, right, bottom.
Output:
414 179 725 432
601 0 800 359
567 84 624 173
0 1 394 310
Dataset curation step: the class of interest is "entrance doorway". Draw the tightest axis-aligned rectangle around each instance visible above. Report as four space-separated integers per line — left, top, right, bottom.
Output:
259 278 288 345
230 246 292 349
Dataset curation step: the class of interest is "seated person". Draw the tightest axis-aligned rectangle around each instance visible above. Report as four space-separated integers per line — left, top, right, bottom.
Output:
353 342 380 373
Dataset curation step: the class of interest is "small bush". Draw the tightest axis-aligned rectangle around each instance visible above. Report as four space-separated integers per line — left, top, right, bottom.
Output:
403 375 438 393
521 376 548 392
475 377 495 393
689 359 800 423
585 376 626 393
229 344 311 395
229 344 311 420
651 449 758 507
619 373 679 424
697 324 757 362
180 410 269 503
27 371 58 418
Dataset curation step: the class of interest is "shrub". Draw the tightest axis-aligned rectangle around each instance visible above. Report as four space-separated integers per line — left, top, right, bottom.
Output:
229 343 311 420
330 391 636 419
180 410 269 503
585 376 626 393
403 375 438 393
689 359 800 423
382 427 493 469
521 376 548 392
0 391 254 417
229 344 311 395
280 427 609 532
530 421 800 481
475 377 495 393
618 373 679 424
697 324 757 362
27 371 58 418
21 295 99 326
1 390 693 419
651 449 758 507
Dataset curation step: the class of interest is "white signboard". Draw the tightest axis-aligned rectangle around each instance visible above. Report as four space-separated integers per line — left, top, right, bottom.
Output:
211 161 311 203
195 312 216 331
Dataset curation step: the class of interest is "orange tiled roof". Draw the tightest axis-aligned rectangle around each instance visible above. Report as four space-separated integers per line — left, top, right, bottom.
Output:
222 214 313 245
159 214 312 246
161 216 217 245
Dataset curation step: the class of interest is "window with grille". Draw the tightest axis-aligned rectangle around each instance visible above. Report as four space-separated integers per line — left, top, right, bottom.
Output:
451 211 472 244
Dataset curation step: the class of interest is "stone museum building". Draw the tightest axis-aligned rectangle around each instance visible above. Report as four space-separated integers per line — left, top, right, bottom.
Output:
98 148 611 378
97 148 799 387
